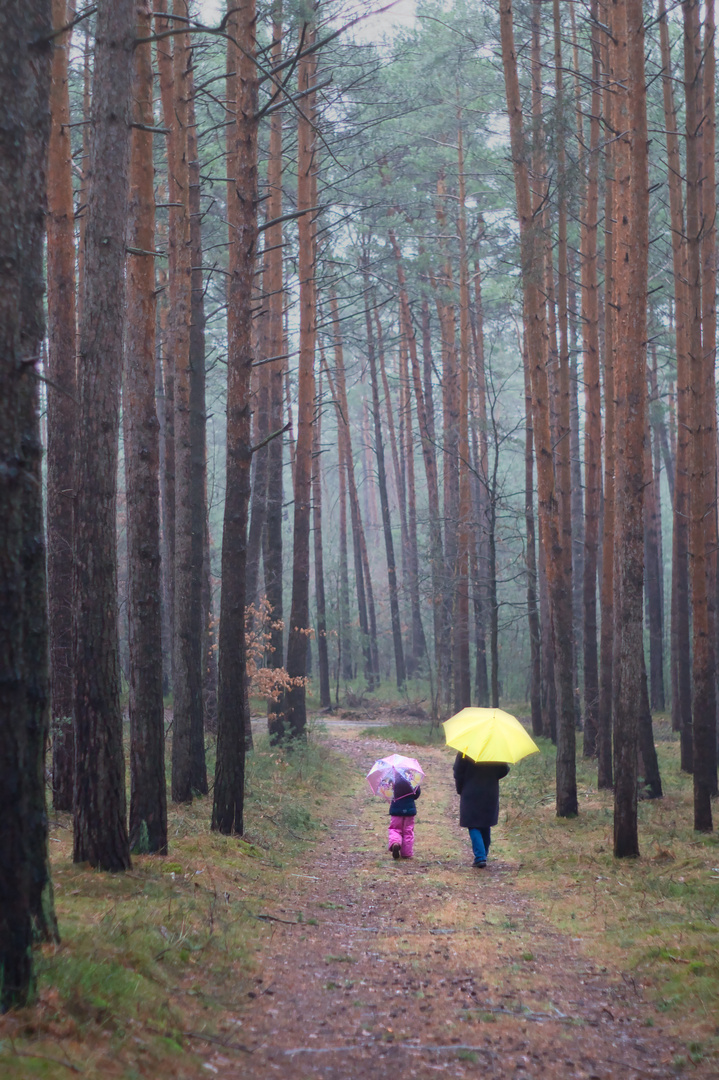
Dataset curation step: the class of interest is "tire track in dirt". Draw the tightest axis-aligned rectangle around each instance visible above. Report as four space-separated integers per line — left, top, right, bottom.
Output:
206 732 710 1079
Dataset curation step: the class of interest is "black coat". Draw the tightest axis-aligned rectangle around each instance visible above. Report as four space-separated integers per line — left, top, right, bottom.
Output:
453 756 509 829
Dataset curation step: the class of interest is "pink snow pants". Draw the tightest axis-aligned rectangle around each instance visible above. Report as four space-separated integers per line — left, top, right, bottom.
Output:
388 816 415 857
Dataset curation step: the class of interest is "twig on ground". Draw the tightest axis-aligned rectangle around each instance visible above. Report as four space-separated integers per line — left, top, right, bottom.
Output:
8 1048 81 1073
184 1030 253 1054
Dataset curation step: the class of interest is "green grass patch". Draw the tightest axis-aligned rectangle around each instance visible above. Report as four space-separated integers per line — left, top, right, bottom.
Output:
500 721 719 1051
0 728 349 1079
359 723 444 746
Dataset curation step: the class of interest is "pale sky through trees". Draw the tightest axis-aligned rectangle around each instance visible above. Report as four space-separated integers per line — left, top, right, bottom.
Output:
199 0 418 41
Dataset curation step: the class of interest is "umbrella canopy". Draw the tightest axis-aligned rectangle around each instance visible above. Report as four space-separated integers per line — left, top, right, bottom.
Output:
366 754 425 801
443 707 540 764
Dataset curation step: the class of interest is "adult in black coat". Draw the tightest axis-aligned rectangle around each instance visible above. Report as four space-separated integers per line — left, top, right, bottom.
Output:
453 754 509 867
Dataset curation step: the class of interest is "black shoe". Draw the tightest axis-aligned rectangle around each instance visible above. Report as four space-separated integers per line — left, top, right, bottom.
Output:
391 843 401 860
473 859 486 868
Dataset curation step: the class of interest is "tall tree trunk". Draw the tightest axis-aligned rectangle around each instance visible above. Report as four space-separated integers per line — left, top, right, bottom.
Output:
468 261 490 708
169 0 203 803
336 403 353 681
124 0 168 855
156 278 172 697
597 10 616 791
389 232 443 681
436 174 459 706
156 1 176 703
378 303 410 653
470 258 490 707
685 0 716 831
399 312 427 675
264 8 285 699
187 59 209 788
644 392 665 714
312 374 331 708
47 0 77 811
638 650 663 800
328 292 373 687
455 119 472 708
123 0 167 856
212 0 257 833
318 336 353 685
1 0 55 1006
499 0 577 816
612 0 648 859
659 0 692 759
364 275 405 687
76 21 92 324
283 14 317 737
569 281 584 727
581 0 602 757
21 0 57 943
73 0 134 871
246 357 269 614
701 0 718 801
552 0 577 733
523 342 543 735
488 406 500 709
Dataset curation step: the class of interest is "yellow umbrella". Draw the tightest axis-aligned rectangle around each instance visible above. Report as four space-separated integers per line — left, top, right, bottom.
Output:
443 707 540 764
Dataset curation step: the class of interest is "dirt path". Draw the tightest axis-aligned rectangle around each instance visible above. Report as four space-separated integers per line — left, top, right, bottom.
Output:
203 733 708 1079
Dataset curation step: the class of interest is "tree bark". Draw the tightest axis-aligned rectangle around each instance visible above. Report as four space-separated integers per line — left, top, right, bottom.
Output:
264 9 285 698
398 312 427 676
552 0 577 734
283 13 317 737
684 0 716 831
73 0 134 871
47 0 77 812
312 373 331 708
658 0 692 758
523 341 543 736
638 650 663 800
212 0 257 832
1 0 55 1005
612 0 648 859
187 55 209 789
328 291 373 687
470 257 490 708
499 0 577 816
455 119 472 708
597 9 616 791
389 231 443 681
364 272 406 687
124 0 168 856
21 0 57 943
581 0 602 757
156 1 176 702
644 389 665 714
169 0 202 803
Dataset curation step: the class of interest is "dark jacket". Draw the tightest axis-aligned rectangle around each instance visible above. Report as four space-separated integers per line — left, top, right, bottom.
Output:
453 755 509 829
389 775 421 817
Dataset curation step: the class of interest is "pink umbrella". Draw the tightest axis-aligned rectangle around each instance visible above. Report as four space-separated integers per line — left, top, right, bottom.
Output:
366 754 425 801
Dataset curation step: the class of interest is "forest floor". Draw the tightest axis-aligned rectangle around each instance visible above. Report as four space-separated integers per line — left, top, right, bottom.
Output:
2 707 719 1079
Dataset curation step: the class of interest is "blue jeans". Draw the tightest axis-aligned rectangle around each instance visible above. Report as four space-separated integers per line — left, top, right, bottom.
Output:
468 827 491 864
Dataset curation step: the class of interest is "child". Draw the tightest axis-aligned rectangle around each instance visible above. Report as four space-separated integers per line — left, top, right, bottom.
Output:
453 754 509 867
388 773 420 860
